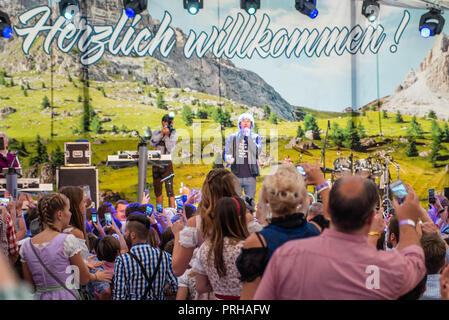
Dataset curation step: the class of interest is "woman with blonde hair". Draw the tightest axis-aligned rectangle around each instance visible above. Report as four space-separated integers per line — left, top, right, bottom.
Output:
236 163 321 300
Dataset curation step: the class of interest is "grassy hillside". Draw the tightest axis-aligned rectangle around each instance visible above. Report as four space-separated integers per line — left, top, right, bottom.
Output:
1 67 449 207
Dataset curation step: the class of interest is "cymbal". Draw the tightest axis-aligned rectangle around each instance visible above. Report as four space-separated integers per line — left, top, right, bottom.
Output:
292 145 314 157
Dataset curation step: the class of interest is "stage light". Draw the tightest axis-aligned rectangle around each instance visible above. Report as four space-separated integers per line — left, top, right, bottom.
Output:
0 11 12 39
59 0 79 20
240 0 260 15
362 0 379 22
419 8 445 38
123 0 148 18
295 0 318 19
183 0 203 15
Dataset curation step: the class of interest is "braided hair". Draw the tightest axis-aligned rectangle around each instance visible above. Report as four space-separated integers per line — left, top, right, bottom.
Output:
37 193 69 233
199 168 240 240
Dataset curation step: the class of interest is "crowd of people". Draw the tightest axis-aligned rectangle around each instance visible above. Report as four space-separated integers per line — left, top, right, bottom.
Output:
2 111 449 300
0 158 449 300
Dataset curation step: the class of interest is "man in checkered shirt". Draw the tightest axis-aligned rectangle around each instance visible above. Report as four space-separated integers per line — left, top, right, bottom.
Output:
1 205 18 264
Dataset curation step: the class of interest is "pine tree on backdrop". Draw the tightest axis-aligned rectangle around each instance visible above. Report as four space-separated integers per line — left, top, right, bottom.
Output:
329 122 345 147
91 115 102 134
395 110 404 123
182 105 193 126
344 119 361 150
51 145 65 168
263 105 271 120
296 125 304 138
428 110 437 119
269 112 278 125
405 140 419 157
304 114 320 140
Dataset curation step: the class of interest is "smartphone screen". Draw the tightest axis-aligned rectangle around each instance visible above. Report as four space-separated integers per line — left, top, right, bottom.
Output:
390 181 408 204
156 204 163 213
92 213 98 224
145 205 153 217
296 165 306 177
0 197 10 206
429 189 435 204
105 213 112 225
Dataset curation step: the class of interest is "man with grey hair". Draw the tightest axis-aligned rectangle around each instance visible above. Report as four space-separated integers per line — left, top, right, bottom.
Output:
0 132 20 178
307 202 324 221
224 113 262 200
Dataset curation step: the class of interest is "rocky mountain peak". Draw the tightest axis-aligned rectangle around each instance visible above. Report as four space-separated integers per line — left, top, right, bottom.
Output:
0 0 295 120
382 33 449 119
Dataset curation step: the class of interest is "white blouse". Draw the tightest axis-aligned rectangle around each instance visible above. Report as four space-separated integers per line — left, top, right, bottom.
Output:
19 234 83 263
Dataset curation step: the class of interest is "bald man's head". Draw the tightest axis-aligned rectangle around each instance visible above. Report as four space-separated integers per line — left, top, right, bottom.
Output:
329 176 379 232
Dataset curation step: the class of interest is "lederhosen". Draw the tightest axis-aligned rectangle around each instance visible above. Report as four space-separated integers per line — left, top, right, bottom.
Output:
152 136 174 198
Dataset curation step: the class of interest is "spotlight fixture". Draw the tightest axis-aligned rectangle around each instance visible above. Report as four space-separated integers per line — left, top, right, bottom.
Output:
362 0 380 22
123 0 148 18
295 0 318 19
183 0 203 15
59 0 80 20
419 8 445 38
240 0 260 15
0 11 12 39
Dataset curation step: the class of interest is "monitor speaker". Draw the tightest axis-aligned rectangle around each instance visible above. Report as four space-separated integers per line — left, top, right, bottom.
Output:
56 166 99 209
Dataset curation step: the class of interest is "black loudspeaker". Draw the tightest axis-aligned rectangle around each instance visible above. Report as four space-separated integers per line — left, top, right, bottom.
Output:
56 166 99 209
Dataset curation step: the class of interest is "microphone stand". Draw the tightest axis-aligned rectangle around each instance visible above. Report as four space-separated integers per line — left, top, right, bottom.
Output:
6 154 21 200
135 131 148 204
317 120 331 202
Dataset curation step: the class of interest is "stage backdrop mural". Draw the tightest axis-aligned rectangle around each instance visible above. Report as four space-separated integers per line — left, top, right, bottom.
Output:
0 0 448 205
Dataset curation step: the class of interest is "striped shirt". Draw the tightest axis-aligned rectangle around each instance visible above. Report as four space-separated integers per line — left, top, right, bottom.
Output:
112 242 177 300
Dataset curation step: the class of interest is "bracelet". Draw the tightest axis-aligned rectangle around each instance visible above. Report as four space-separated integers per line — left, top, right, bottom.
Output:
316 183 329 194
399 219 416 228
368 232 381 239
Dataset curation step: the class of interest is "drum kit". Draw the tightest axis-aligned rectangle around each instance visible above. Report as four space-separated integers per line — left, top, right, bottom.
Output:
292 144 405 216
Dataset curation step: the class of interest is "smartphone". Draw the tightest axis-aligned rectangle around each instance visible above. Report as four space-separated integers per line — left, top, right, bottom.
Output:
105 213 112 226
0 197 9 206
171 213 183 224
145 205 153 217
390 180 408 205
176 201 184 213
296 165 306 177
81 185 91 199
91 213 98 224
429 189 435 204
156 203 163 213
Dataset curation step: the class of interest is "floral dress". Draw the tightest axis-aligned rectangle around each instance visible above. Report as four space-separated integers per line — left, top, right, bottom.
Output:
193 237 244 300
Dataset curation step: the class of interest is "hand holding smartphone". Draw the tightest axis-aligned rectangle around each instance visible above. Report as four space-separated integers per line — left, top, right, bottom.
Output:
145 205 153 217
92 213 98 224
296 165 307 178
105 213 112 226
429 189 435 204
390 180 408 205
0 198 10 206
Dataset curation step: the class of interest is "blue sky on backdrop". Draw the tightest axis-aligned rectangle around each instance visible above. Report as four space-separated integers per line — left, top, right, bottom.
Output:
146 0 448 112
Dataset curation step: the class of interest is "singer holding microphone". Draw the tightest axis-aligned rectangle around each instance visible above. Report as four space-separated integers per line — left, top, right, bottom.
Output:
224 113 262 200
0 132 20 178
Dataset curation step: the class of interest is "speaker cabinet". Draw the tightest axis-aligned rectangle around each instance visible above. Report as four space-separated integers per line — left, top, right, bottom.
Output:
64 142 91 167
56 166 99 209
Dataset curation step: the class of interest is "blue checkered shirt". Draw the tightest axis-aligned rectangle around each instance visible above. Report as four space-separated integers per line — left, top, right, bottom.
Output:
112 243 177 300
